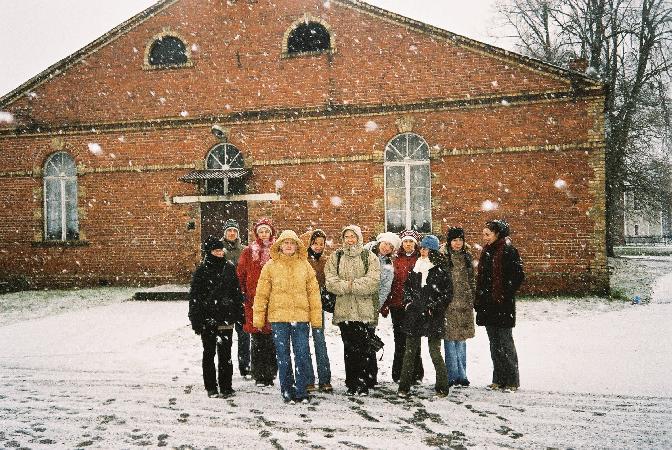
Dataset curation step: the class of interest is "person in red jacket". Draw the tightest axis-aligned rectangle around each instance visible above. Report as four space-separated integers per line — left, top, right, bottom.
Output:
236 218 277 386
380 229 424 383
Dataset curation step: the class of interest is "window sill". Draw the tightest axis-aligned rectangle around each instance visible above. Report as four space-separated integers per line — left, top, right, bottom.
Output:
32 240 90 248
142 61 194 71
281 49 335 59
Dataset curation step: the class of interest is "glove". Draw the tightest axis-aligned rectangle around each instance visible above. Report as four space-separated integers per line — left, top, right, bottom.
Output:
380 304 390 318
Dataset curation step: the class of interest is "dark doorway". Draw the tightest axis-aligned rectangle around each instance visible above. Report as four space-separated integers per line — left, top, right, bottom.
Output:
200 201 249 249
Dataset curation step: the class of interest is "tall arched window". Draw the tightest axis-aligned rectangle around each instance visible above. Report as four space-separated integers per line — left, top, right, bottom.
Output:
205 143 246 195
384 133 431 233
287 21 331 54
148 35 188 67
44 152 79 241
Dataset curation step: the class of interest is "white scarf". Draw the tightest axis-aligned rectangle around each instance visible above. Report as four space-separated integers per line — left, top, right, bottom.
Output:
413 256 434 287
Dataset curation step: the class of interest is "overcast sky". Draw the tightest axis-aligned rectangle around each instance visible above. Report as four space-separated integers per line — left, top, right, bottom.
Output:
0 0 513 97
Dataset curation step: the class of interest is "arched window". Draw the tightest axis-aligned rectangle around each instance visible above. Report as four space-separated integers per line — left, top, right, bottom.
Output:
44 152 79 241
148 35 188 67
287 21 331 54
205 143 246 195
384 133 431 233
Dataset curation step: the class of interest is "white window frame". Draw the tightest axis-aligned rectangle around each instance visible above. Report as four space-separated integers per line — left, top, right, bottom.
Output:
384 133 431 233
205 143 244 195
43 152 79 241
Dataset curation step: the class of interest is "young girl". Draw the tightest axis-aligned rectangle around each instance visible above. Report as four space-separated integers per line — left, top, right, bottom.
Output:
253 230 322 404
398 235 451 398
475 219 524 392
302 229 333 393
236 218 278 387
443 227 475 387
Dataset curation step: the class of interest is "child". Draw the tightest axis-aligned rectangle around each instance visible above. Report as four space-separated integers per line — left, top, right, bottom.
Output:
398 235 451 398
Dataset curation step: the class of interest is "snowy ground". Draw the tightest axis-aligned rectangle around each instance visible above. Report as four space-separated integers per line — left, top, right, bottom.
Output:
0 258 671 449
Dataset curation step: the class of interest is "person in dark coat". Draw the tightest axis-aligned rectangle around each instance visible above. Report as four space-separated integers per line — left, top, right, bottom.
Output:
397 235 451 398
475 219 524 392
221 218 251 379
381 229 424 383
188 235 244 398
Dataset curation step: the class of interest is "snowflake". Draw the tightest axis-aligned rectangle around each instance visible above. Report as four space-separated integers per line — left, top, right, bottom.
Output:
481 200 499 211
330 196 343 207
275 179 285 190
88 143 103 156
554 179 567 189
365 120 379 132
180 111 189 117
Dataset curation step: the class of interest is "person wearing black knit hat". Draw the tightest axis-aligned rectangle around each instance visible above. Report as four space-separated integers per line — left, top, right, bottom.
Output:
189 235 244 398
476 219 524 393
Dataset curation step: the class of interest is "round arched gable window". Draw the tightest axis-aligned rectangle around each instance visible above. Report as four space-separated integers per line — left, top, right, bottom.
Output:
146 34 190 68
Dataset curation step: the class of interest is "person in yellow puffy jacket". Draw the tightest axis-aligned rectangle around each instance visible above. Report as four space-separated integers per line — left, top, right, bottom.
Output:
253 229 322 404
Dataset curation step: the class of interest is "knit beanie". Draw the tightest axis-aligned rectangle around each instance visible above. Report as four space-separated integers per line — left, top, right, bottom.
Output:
223 219 240 233
419 235 440 252
203 235 225 252
398 229 421 244
446 227 465 242
254 217 276 237
376 231 402 252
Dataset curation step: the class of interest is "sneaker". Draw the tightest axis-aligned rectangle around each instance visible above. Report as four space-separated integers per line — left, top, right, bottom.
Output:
319 383 333 393
220 389 235 398
207 390 219 398
346 388 357 396
357 388 369 397
284 398 296 405
486 383 500 391
397 390 409 398
306 384 317 393
502 385 518 393
296 396 311 404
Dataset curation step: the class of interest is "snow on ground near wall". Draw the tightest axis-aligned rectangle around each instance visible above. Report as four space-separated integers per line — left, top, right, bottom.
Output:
0 259 671 448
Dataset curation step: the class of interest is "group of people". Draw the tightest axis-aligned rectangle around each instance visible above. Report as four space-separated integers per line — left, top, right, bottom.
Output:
188 217 524 404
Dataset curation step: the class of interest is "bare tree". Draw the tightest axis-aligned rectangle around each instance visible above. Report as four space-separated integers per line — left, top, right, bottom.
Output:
496 0 672 254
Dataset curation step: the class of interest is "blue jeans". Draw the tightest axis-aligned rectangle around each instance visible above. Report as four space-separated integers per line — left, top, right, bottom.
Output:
308 310 331 386
271 322 311 401
444 340 467 384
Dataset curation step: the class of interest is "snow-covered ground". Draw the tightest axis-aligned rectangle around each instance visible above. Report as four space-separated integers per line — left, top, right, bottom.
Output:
0 258 670 449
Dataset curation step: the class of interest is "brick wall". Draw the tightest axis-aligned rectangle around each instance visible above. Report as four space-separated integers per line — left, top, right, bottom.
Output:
0 0 607 293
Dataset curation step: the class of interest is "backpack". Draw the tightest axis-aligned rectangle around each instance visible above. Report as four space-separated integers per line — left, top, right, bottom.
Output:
335 248 370 275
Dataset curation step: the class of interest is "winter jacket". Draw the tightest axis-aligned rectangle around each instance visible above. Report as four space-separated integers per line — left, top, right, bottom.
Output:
385 247 419 311
300 230 328 289
253 230 322 328
475 238 524 328
325 225 381 325
401 253 452 338
237 236 275 334
188 254 244 334
222 237 245 266
378 253 394 309
444 249 476 341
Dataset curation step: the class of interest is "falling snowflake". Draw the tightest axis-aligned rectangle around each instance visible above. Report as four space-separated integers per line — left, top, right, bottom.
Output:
0 111 14 123
554 179 567 189
481 200 499 211
275 179 285 190
159 97 166 104
491 80 499 88
88 143 103 156
180 111 189 117
323 0 331 7
330 196 343 207
365 120 379 132
501 99 510 106
312 200 320 208
191 44 199 52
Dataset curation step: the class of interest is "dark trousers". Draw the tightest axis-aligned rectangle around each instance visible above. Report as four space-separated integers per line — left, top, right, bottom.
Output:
365 326 378 388
235 322 251 376
338 321 369 392
201 329 233 393
251 332 277 383
486 326 520 387
391 308 423 382
399 335 449 393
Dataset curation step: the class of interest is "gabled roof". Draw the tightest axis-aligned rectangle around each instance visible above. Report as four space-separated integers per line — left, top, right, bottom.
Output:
0 0 600 109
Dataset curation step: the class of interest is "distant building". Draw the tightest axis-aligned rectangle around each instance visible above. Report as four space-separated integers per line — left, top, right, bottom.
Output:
0 0 608 294
623 190 672 244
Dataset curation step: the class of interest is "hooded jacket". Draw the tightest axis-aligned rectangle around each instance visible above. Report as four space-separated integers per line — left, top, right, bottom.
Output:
188 253 244 333
324 225 381 325
444 248 476 340
253 230 322 328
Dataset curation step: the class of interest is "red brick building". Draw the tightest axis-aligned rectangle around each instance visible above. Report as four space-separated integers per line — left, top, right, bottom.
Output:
0 0 608 294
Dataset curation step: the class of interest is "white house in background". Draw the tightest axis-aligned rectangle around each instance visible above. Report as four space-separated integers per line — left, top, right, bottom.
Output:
623 190 671 244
